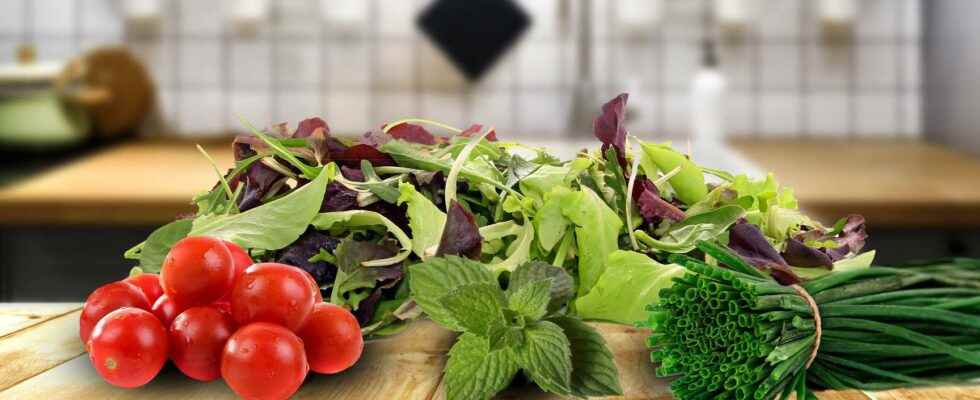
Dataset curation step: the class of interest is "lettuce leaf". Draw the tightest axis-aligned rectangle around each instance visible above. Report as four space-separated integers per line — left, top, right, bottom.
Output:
575 251 685 324
396 182 446 259
559 187 622 296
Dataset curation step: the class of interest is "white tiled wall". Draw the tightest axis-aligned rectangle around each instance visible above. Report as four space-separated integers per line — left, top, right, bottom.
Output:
0 0 921 139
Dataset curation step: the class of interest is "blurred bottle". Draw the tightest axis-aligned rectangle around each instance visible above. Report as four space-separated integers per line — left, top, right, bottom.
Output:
689 38 727 143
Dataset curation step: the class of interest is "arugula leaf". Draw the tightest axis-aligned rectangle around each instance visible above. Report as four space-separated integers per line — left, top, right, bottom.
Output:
397 182 446 259
575 250 686 324
310 210 411 266
132 219 193 272
634 204 745 254
381 139 514 196
559 187 623 296
444 333 520 400
507 261 574 314
551 316 623 397
408 256 496 331
439 283 507 335
518 320 573 395
188 164 332 250
508 279 551 320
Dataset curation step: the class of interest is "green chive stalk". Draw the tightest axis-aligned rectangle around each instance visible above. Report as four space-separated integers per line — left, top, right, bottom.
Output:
645 243 980 400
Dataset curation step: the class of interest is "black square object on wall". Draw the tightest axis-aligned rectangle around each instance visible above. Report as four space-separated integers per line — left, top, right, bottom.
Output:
417 0 530 81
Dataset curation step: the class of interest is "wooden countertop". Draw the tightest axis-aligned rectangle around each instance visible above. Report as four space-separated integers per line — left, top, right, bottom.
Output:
1 139 980 227
2 303 974 399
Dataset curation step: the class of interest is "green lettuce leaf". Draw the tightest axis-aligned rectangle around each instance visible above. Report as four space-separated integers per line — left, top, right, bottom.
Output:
575 250 685 324
397 182 446 259
559 187 623 296
310 210 412 266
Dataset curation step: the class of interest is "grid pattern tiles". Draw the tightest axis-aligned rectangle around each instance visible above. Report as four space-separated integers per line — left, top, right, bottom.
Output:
0 0 921 139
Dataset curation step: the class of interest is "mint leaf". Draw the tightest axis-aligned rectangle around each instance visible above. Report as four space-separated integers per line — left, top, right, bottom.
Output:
508 279 551 320
507 261 574 313
552 316 623 397
439 283 506 335
518 321 572 395
444 333 520 400
408 256 496 331
488 325 524 351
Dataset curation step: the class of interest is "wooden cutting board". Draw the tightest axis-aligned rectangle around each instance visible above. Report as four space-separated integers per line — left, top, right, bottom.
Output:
1 304 976 399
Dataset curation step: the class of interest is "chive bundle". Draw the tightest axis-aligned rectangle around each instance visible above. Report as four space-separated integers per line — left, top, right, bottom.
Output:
645 242 980 400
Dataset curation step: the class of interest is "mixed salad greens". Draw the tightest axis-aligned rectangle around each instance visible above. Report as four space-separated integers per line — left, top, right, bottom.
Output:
123 93 877 399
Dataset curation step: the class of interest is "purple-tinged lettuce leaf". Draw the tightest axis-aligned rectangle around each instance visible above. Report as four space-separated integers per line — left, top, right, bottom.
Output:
238 161 284 211
436 200 483 260
321 181 359 212
387 122 437 145
332 239 404 318
276 229 341 290
341 165 365 182
593 93 628 169
292 117 328 138
459 124 498 141
828 214 868 260
728 220 801 285
632 177 685 223
360 130 390 147
334 144 397 168
781 238 833 269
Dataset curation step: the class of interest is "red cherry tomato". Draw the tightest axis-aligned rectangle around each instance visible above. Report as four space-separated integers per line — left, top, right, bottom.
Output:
160 236 235 307
229 263 317 331
298 303 363 374
212 299 232 315
221 322 308 400
169 306 235 381
150 294 183 328
88 308 168 388
80 281 150 343
301 269 324 303
222 240 253 278
124 273 163 303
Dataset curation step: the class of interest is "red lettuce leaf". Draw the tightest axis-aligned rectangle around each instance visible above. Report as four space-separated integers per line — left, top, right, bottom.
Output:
594 93 629 169
360 130 390 147
292 117 328 138
333 144 396 168
238 161 283 212
728 220 801 285
436 200 483 260
276 229 341 291
340 166 365 182
632 177 685 223
459 124 498 141
321 181 359 212
781 238 833 269
387 122 437 145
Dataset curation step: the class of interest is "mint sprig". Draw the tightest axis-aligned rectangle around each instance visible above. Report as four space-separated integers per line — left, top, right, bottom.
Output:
409 256 623 400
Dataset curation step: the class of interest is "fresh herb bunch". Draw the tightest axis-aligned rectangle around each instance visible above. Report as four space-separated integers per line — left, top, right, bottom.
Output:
409 256 623 400
646 241 980 400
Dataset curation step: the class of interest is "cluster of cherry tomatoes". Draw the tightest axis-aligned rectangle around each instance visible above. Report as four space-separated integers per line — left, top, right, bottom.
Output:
80 236 363 400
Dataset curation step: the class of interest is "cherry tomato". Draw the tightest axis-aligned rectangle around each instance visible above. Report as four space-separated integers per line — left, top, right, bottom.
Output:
301 269 324 303
221 322 308 400
80 281 150 343
222 240 253 278
229 263 317 331
212 299 232 315
88 308 168 388
151 294 183 328
125 273 163 303
169 306 235 381
298 303 363 374
160 236 235 307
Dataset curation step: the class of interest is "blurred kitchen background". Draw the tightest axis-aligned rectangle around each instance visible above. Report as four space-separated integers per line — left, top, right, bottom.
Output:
2 0 979 301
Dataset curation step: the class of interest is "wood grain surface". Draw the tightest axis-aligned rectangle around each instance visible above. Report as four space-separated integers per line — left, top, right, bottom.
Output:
0 304 977 399
3 139 980 227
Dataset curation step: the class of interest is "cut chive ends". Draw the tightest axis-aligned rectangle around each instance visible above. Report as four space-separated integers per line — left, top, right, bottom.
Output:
646 248 980 400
